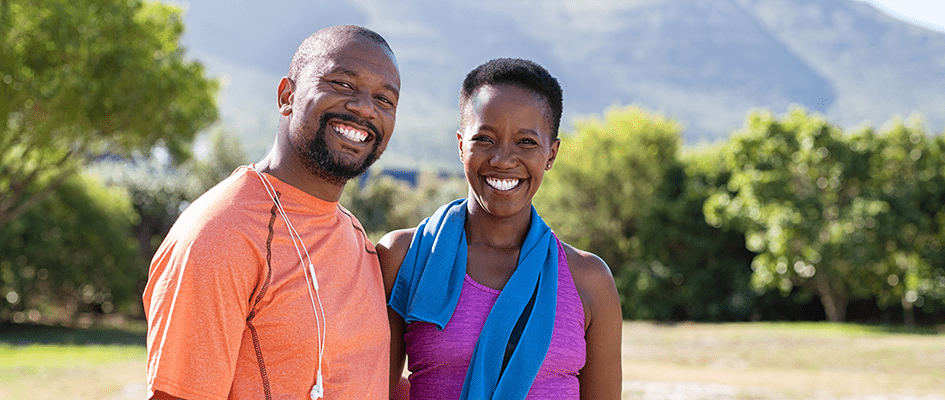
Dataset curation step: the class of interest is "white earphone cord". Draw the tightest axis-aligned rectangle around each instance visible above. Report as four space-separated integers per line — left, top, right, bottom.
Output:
252 167 327 399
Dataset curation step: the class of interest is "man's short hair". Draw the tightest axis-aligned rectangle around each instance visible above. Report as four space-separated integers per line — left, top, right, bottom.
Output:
459 58 563 139
287 25 396 82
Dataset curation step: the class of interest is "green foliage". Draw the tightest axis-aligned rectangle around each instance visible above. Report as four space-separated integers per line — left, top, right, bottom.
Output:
637 146 758 320
191 129 250 191
535 107 679 266
704 108 945 322
0 0 218 228
0 173 143 323
858 119 945 321
535 106 756 320
340 172 467 242
0 129 250 324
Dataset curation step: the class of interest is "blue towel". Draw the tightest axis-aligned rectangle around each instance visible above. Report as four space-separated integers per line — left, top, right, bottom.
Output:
389 198 558 399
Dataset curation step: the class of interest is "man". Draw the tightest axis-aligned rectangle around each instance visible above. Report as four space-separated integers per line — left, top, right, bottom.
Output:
143 25 400 399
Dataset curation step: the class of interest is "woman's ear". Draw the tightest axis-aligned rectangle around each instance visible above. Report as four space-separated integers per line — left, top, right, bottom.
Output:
546 138 561 170
277 77 295 116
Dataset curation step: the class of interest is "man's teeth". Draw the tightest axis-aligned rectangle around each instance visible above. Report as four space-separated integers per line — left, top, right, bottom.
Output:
334 124 368 142
485 177 520 191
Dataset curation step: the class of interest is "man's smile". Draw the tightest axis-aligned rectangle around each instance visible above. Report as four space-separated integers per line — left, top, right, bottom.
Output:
332 122 370 143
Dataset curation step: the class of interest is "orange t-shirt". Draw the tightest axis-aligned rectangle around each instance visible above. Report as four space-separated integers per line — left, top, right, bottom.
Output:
143 166 389 400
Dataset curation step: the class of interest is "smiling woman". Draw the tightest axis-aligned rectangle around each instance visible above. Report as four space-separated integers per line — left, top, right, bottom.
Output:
377 58 623 400
459 83 559 222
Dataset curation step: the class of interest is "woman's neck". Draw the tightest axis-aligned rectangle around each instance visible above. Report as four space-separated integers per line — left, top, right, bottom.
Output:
464 197 532 250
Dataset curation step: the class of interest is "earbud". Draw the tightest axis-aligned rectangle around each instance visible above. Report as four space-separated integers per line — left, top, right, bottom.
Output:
310 370 324 399
253 166 328 399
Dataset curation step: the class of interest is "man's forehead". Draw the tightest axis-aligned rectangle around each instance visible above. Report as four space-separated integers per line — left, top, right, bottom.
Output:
312 39 397 75
316 34 395 63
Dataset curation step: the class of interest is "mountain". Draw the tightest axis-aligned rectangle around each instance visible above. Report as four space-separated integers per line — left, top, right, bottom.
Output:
173 0 945 171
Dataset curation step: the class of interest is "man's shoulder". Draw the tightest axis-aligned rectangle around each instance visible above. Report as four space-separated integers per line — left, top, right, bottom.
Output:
165 168 272 243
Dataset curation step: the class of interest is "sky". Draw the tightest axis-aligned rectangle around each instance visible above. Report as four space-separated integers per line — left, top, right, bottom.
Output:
170 0 945 162
860 0 945 33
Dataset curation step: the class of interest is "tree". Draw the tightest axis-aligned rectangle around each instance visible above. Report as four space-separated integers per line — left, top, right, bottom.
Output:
856 118 945 326
535 106 680 278
0 0 218 229
634 146 758 321
0 172 143 323
704 108 902 322
534 106 757 320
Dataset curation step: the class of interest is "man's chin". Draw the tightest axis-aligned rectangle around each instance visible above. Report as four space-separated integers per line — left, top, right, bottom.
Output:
298 126 383 185
315 156 378 185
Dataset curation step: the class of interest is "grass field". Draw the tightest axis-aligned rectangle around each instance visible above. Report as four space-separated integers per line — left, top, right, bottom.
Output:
0 321 942 399
620 322 945 399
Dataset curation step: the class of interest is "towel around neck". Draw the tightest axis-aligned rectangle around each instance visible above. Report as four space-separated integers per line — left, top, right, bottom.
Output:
389 198 559 399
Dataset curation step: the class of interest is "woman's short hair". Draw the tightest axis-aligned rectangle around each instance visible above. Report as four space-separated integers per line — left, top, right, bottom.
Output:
459 58 563 139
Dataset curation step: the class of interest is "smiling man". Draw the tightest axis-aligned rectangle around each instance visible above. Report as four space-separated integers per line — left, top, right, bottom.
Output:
143 25 400 400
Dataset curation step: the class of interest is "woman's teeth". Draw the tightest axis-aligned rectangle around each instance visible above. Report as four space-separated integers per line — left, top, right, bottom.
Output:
485 177 520 191
334 124 368 142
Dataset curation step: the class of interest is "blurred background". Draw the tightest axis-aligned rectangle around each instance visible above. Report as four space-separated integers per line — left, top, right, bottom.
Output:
4 0 944 327
1 0 945 397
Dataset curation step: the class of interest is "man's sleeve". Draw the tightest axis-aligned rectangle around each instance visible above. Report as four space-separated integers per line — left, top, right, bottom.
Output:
144 225 262 400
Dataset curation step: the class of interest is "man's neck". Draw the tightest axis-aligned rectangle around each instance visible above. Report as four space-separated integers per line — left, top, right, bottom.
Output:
255 148 345 203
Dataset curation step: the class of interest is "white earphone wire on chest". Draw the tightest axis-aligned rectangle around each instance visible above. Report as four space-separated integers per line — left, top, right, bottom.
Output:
252 166 327 400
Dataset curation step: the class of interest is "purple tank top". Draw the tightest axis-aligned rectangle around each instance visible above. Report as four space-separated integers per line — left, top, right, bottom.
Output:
402 238 586 399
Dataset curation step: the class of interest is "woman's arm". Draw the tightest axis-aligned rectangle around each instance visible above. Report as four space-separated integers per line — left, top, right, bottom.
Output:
376 228 416 399
566 245 623 400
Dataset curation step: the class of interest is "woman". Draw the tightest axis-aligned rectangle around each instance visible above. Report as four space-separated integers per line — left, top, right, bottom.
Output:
377 58 622 400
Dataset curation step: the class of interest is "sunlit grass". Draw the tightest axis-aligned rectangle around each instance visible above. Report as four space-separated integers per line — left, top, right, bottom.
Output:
0 323 147 399
621 321 945 399
1 321 942 399
0 344 144 370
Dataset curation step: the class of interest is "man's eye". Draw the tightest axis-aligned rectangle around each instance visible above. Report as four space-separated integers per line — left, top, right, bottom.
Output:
375 95 394 107
333 81 354 90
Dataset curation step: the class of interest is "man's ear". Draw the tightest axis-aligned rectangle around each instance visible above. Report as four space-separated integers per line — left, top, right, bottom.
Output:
456 130 465 162
277 77 294 116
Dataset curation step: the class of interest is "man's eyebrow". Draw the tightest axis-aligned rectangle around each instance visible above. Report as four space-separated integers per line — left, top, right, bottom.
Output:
383 82 400 99
329 67 359 78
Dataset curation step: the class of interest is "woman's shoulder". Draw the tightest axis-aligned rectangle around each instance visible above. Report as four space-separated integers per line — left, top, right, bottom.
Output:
560 241 613 286
377 228 416 254
559 241 620 329
376 228 417 296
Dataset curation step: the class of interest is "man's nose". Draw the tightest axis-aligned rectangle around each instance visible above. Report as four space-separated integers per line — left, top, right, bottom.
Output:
345 92 377 119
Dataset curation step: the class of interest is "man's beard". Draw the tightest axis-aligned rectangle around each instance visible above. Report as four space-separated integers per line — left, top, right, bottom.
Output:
295 112 384 186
